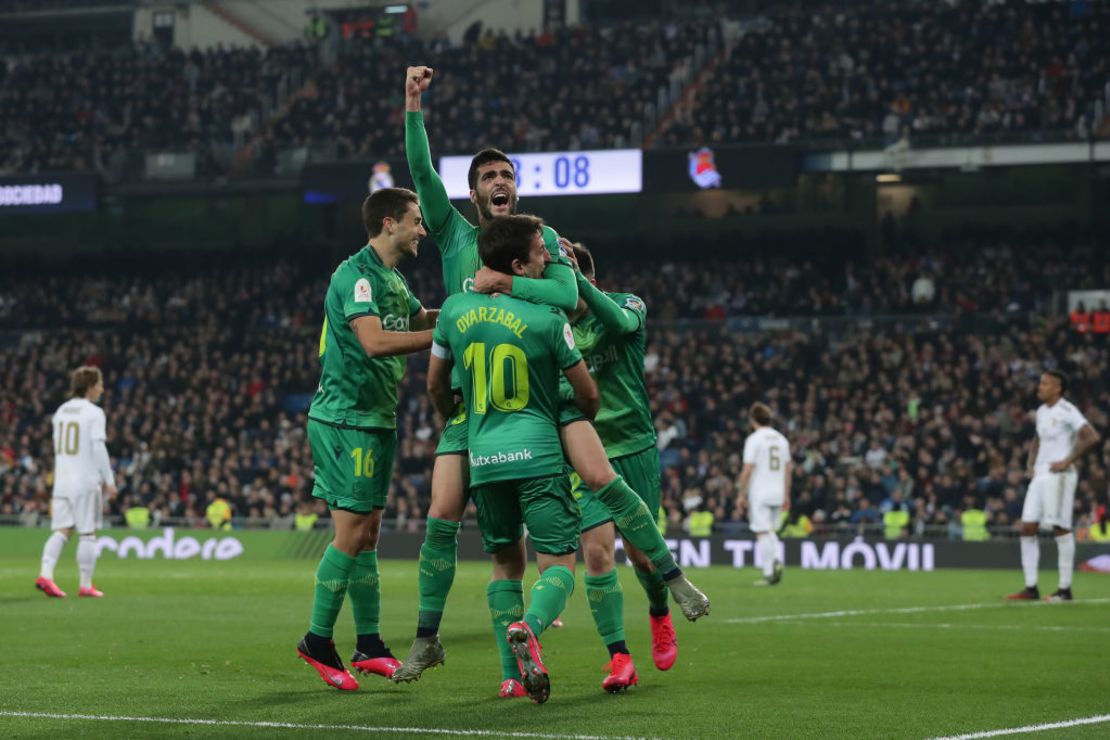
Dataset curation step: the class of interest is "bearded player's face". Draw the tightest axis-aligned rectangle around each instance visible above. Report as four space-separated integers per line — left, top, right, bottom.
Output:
471 161 518 221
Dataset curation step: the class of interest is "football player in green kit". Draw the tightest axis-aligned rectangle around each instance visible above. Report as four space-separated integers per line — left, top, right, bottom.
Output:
564 241 678 693
296 187 437 691
428 214 600 703
393 66 709 694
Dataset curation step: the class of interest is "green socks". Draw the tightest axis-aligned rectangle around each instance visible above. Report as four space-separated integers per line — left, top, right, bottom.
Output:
523 565 576 638
595 476 680 578
309 544 356 638
635 565 670 617
417 517 461 637
585 569 626 646
488 579 524 681
348 550 381 636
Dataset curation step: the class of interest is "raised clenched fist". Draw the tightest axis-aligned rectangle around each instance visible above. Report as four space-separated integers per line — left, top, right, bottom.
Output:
406 66 433 96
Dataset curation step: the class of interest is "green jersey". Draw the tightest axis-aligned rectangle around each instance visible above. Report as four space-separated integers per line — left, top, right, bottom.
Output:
404 111 577 309
309 245 423 430
433 292 582 486
572 291 656 458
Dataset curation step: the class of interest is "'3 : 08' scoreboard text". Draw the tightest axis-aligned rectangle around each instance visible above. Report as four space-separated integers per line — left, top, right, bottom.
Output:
438 149 642 199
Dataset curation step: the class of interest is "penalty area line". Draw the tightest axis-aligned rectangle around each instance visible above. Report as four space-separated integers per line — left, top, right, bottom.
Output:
930 713 1110 739
0 711 664 740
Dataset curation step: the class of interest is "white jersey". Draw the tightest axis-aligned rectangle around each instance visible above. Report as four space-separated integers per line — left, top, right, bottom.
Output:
1034 399 1088 475
51 398 112 498
743 426 791 503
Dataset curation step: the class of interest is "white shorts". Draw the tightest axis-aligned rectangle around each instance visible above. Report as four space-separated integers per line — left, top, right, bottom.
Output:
51 489 103 534
1021 471 1077 530
749 501 783 534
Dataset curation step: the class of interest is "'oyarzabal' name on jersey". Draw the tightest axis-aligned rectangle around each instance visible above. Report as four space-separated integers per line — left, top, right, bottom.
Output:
455 307 529 338
469 449 534 467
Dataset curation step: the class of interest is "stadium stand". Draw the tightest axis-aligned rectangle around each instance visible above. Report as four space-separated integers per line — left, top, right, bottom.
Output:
3 240 1107 538
5 1 1107 178
660 0 1110 146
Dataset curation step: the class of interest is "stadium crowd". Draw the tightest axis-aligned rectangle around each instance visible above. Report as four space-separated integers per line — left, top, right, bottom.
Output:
2 245 1107 538
5 1 1109 177
661 0 1110 146
0 42 318 176
270 21 714 160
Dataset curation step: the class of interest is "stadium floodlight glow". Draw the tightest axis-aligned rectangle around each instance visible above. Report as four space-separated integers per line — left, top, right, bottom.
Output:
438 149 643 198
876 173 902 183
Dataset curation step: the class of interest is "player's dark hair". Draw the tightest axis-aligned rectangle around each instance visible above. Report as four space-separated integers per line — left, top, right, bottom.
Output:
362 187 419 237
1045 370 1068 394
479 215 544 274
571 242 595 280
750 402 773 427
467 148 514 191
70 366 102 398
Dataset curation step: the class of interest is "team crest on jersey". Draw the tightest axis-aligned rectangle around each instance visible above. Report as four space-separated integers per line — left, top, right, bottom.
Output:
354 278 372 303
624 297 644 312
563 322 576 350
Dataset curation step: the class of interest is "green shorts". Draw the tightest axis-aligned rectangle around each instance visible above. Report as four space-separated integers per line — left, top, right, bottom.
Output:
435 402 468 455
573 445 661 533
308 418 396 513
471 474 581 555
559 398 587 426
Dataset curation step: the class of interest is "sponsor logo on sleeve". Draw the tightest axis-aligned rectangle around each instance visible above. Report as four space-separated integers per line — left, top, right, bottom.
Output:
624 297 644 312
354 278 372 303
563 323 576 350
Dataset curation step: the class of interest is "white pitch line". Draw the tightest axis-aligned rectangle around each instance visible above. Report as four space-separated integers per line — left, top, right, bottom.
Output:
930 713 1110 739
0 711 663 740
770 621 1110 634
724 597 1110 624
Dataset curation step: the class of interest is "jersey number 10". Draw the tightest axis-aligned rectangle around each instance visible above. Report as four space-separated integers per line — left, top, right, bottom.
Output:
463 342 529 414
55 421 80 456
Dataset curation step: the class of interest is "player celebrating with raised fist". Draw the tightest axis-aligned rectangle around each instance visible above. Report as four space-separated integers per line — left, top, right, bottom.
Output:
394 66 709 693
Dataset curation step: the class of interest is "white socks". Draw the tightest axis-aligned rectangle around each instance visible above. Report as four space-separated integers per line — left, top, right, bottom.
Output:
758 533 778 577
77 535 98 589
40 531 68 580
1056 532 1075 590
1020 536 1039 588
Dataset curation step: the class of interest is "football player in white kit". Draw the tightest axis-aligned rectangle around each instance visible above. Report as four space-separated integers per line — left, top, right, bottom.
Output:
35 366 116 598
737 403 791 586
1008 371 1101 603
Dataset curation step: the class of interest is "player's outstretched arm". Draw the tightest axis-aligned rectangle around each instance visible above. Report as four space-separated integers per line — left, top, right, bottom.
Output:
404 66 454 236
575 274 643 334
510 259 578 313
474 229 579 312
409 307 441 331
562 360 600 420
351 315 432 358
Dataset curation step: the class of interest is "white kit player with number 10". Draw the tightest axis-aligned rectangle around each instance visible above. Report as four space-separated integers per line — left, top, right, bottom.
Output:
36 366 116 599
738 402 792 587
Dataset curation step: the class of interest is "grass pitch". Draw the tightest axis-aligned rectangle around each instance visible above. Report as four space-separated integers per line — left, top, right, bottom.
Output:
2 555 1109 739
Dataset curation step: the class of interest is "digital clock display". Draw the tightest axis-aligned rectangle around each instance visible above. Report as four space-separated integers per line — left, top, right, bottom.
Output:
438 149 642 199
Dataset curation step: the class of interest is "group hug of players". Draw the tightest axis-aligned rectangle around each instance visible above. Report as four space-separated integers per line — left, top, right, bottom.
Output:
294 67 711 703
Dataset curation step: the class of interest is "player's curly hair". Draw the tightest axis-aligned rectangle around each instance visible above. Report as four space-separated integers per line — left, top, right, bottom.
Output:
478 215 544 274
69 366 103 398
